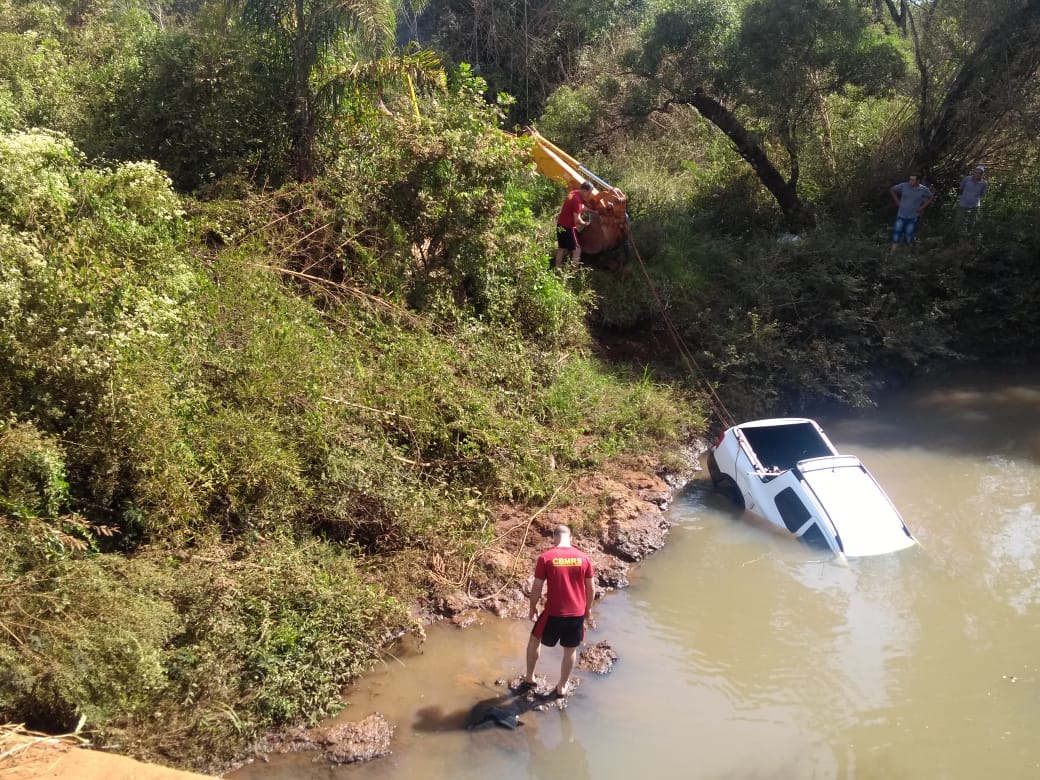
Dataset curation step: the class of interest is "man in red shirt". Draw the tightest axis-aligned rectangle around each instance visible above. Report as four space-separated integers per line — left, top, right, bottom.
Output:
553 182 593 269
522 524 595 697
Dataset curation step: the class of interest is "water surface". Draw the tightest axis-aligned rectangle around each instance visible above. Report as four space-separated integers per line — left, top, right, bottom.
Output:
232 367 1040 779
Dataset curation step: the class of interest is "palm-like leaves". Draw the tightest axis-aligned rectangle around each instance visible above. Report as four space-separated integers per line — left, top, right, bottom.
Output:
241 0 396 51
321 44 445 113
236 0 414 179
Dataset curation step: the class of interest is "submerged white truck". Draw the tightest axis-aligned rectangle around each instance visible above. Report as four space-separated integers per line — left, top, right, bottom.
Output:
707 418 916 559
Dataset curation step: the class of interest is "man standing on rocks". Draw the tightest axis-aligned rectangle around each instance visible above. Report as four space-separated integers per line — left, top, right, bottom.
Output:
522 524 594 698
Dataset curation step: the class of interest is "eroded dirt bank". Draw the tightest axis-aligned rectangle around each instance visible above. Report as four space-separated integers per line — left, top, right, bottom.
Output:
426 448 705 624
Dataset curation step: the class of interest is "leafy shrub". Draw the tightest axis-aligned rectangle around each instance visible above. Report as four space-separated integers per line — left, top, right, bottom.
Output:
0 30 74 131
0 132 199 541
0 557 179 732
319 66 591 348
0 542 410 764
0 129 80 229
0 420 67 514
537 355 694 457
152 540 411 743
102 28 294 190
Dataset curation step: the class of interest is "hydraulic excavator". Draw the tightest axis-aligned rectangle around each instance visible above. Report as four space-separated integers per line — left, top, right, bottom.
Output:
523 128 630 257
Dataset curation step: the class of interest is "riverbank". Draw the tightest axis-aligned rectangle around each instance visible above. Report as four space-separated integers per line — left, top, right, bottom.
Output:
229 442 708 770
426 447 707 625
1 434 707 780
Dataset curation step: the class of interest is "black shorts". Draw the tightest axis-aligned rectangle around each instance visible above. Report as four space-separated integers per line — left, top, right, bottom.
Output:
532 613 585 648
556 225 579 251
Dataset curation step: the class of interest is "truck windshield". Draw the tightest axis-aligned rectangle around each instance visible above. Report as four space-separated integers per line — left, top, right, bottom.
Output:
740 422 832 472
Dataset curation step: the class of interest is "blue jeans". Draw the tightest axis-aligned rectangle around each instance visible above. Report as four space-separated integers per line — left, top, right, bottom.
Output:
891 215 919 244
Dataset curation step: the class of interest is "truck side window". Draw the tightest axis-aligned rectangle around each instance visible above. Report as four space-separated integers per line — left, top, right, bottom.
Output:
799 522 831 551
774 487 811 533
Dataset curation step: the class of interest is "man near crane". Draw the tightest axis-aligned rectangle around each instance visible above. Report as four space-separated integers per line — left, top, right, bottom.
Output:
553 182 593 269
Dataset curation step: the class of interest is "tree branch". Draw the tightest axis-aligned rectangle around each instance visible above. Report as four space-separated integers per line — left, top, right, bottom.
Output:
681 90 810 223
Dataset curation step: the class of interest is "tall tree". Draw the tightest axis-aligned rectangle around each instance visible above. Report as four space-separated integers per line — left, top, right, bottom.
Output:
914 0 1040 180
237 0 397 180
414 0 641 124
623 0 905 226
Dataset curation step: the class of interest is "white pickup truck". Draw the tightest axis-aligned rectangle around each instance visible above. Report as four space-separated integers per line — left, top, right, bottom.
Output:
707 418 916 559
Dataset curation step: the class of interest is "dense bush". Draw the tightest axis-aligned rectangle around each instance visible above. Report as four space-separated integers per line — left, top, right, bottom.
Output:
102 27 295 190
0 541 410 765
0 114 698 768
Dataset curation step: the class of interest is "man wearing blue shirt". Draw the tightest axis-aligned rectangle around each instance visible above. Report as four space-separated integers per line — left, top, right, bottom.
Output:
890 175 934 252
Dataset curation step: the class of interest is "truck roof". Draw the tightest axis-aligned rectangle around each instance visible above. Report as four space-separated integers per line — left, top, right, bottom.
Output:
799 457 915 557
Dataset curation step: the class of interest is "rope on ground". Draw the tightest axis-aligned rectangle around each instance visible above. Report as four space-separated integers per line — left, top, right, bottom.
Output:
627 235 737 429
468 479 572 601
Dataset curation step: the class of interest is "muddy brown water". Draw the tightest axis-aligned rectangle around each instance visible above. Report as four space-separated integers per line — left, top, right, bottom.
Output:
230 367 1040 780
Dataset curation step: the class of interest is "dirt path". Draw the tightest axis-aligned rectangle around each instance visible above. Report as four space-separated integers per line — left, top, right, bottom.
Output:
0 728 216 780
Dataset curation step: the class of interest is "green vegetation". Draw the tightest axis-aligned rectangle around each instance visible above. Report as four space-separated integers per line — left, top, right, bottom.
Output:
2 0 1039 771
0 57 695 770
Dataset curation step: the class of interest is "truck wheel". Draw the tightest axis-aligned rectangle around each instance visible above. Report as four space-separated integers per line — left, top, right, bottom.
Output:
720 477 745 510
707 452 745 509
707 451 724 486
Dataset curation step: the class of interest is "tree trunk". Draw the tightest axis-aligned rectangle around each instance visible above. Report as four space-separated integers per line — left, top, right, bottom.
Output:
293 0 315 182
293 90 315 182
877 0 907 32
686 90 815 228
812 72 837 174
906 5 929 156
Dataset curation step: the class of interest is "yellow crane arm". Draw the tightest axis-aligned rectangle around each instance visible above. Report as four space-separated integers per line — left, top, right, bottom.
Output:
526 128 586 190
519 127 631 257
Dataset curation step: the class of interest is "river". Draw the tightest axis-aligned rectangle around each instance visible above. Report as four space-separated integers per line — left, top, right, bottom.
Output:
231 366 1040 779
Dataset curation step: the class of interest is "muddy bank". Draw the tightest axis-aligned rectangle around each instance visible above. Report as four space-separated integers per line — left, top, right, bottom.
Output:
252 714 395 766
246 442 706 768
426 445 706 626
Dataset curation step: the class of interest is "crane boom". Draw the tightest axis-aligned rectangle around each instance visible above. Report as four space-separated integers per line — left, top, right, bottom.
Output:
523 128 630 257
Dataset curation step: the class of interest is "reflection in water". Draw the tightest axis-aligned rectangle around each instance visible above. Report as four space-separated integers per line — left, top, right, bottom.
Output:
990 501 1040 615
527 711 589 780
233 367 1040 780
785 558 911 715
